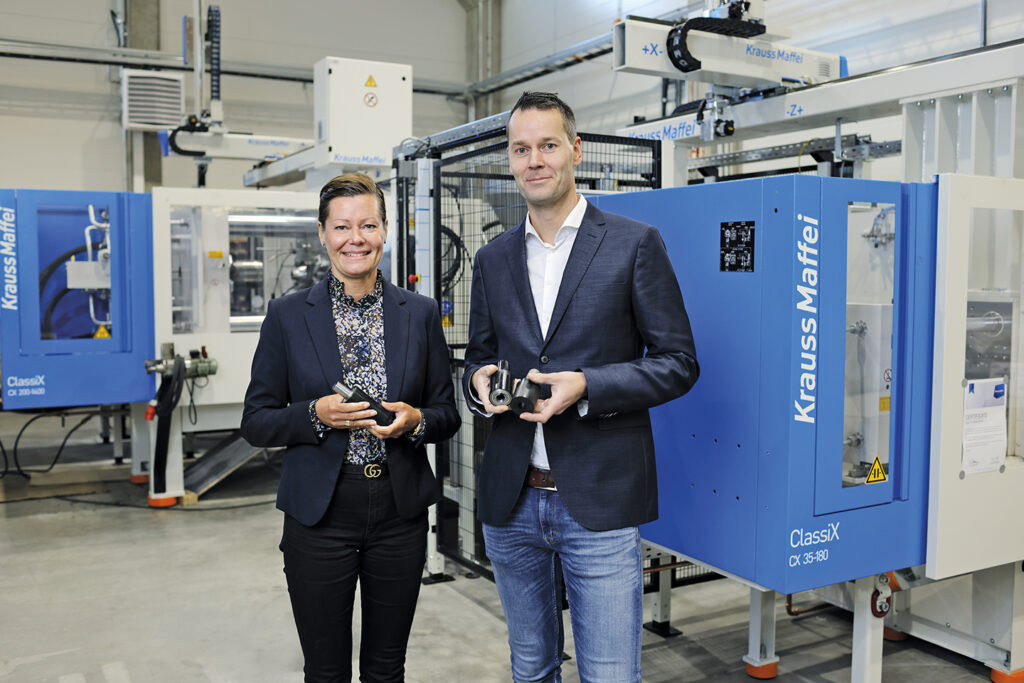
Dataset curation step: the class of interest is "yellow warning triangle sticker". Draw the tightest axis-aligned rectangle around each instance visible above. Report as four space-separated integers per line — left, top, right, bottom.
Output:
865 456 887 484
93 325 111 339
365 75 377 87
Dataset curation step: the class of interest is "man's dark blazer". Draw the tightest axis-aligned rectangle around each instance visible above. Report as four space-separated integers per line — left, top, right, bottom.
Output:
463 202 698 531
241 276 460 527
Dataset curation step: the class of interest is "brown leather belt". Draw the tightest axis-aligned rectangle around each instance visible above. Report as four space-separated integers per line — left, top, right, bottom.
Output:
525 465 556 489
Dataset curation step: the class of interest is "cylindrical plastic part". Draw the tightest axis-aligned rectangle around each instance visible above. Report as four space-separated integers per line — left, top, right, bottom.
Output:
489 360 513 406
510 370 541 415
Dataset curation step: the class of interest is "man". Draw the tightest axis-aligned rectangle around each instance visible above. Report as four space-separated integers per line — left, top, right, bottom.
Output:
463 91 699 683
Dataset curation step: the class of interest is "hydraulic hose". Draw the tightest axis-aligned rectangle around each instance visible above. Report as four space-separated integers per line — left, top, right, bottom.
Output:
152 357 186 494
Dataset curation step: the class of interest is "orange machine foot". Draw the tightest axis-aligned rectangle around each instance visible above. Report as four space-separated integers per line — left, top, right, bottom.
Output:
745 661 778 679
883 627 908 641
992 669 1024 682
129 474 149 484
147 495 177 508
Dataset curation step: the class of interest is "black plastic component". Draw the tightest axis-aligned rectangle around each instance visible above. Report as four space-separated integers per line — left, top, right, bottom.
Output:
715 119 736 137
489 360 514 406
666 16 767 73
509 371 541 416
206 6 221 101
728 0 751 20
333 380 395 426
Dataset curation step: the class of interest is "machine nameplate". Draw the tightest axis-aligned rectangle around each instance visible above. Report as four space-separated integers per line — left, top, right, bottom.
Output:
6 373 46 399
788 522 839 568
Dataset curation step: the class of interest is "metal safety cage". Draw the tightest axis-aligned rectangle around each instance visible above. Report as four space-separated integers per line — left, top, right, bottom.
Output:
395 130 665 577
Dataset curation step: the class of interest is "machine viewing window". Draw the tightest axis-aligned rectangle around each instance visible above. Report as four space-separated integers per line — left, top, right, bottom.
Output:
965 207 1023 464
169 206 319 334
38 203 114 342
842 201 896 487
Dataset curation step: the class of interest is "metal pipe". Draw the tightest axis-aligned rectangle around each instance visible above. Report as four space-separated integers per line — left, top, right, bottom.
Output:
192 0 203 119
0 41 463 95
785 593 832 617
980 0 988 47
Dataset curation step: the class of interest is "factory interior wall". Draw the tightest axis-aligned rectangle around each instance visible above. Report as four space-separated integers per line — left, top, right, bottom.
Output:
2 1 1023 193
0 0 468 192
498 0 1024 183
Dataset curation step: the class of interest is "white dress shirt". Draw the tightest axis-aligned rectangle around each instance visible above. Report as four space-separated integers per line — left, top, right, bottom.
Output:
523 195 588 471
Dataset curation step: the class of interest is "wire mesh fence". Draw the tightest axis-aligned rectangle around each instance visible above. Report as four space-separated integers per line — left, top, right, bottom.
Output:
398 130 713 588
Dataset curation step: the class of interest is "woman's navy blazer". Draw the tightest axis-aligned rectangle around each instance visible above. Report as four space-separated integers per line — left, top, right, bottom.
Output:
241 276 460 526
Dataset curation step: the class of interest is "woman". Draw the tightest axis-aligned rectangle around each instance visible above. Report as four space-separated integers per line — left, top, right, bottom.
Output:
241 173 460 683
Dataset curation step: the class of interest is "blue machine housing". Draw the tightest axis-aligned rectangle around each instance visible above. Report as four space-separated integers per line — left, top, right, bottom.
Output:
0 189 155 410
592 175 938 594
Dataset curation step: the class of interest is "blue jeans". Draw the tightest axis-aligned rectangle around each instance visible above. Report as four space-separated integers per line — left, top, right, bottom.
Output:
483 487 642 683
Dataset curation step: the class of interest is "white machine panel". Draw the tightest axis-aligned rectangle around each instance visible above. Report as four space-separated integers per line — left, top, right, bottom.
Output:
612 17 840 88
314 56 412 168
929 174 1024 579
151 187 319 410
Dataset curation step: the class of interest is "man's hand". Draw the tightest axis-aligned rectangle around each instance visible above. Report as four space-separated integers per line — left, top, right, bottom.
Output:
471 365 510 415
518 371 587 424
315 395 378 430
369 401 421 439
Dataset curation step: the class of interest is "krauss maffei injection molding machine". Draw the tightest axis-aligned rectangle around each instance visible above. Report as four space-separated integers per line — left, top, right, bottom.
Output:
592 173 1024 681
595 174 933 591
0 190 155 410
0 186 319 505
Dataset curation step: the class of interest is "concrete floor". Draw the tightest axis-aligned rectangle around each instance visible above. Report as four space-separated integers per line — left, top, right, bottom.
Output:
0 422 995 682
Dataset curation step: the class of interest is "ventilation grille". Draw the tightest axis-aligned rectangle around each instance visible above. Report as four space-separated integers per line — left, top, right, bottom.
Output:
121 70 184 131
818 60 832 80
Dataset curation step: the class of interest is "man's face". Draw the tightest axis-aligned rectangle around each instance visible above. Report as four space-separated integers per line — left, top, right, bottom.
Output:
507 107 582 210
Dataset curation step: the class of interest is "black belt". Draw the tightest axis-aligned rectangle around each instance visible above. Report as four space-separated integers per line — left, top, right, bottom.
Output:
525 465 556 489
342 462 389 479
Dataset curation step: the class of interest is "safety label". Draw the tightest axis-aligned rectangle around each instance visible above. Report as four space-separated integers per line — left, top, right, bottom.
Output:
365 75 377 87
364 92 378 107
865 456 887 484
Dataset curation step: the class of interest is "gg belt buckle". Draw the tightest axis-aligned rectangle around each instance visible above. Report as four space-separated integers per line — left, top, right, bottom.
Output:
363 463 383 478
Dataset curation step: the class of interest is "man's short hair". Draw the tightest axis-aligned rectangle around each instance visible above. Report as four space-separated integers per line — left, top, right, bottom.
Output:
317 172 386 227
508 91 577 142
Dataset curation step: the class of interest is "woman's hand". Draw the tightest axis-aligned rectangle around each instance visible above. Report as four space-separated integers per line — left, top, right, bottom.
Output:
315 394 378 430
368 401 422 439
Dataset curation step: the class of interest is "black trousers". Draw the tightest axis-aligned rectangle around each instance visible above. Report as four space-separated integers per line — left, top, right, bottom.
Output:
281 468 428 683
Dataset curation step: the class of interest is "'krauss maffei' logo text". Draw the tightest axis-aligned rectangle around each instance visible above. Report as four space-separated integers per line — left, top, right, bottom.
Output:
794 213 819 424
0 205 16 311
745 44 805 64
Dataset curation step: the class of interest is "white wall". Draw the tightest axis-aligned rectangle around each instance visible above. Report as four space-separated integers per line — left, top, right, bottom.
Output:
4 1 1022 192
499 0 686 135
0 0 468 192
496 0 1024 181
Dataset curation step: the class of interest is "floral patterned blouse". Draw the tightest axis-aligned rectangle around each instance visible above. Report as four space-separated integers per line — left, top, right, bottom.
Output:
309 272 387 465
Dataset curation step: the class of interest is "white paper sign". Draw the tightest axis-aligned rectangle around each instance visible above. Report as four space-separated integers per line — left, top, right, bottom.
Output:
962 377 1007 475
